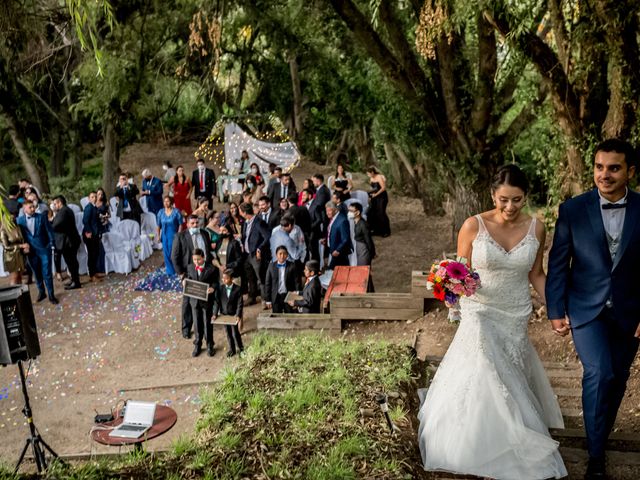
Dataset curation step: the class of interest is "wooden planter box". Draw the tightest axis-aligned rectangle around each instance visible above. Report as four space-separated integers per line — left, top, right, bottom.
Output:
411 271 435 299
330 293 423 321
257 313 341 331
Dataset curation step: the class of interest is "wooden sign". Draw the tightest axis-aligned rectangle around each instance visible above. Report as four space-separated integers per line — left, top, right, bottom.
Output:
213 315 239 326
285 291 303 303
183 279 209 301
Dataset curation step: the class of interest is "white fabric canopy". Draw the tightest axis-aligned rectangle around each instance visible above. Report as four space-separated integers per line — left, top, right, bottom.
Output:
222 122 300 194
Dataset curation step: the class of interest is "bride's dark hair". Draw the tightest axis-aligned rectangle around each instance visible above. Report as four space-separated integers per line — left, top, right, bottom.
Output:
491 165 529 195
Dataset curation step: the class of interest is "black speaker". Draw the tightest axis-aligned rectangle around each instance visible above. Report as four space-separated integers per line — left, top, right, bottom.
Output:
0 285 41 365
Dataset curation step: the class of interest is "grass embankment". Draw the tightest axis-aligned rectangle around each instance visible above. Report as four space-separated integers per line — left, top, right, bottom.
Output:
4 333 428 479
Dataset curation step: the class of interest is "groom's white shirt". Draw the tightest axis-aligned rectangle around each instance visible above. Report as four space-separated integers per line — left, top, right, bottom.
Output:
598 187 627 241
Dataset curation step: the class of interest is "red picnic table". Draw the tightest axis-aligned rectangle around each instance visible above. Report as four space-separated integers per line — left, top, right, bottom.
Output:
323 265 371 309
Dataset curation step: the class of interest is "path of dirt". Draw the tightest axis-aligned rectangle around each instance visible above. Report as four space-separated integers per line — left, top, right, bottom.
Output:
1 142 639 479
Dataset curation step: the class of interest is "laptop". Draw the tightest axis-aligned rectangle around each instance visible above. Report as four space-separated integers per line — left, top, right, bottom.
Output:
109 401 157 439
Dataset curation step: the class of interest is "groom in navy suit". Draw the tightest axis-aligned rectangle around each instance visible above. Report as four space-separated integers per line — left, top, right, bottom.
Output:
17 200 58 304
547 139 640 479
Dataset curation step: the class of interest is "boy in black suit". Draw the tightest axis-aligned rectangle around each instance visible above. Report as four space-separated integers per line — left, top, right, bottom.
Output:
213 269 244 357
184 248 217 357
288 260 322 313
264 246 300 313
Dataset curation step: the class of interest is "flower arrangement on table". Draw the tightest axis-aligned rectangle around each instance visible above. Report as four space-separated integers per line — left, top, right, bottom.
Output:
426 258 481 322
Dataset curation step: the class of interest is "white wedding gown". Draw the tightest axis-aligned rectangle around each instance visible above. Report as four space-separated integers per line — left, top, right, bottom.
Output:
418 215 567 479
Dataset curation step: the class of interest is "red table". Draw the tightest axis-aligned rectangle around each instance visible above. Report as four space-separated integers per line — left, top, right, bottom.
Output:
91 405 177 450
323 266 370 309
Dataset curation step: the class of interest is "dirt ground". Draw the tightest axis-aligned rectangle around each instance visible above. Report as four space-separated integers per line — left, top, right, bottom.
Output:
1 142 639 478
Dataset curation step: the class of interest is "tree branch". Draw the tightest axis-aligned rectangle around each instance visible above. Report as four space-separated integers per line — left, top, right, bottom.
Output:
470 11 497 138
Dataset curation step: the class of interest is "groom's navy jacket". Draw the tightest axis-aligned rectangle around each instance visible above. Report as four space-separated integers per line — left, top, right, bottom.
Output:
546 188 640 333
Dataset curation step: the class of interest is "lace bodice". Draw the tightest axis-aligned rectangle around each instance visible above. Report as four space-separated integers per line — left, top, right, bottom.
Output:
465 214 539 312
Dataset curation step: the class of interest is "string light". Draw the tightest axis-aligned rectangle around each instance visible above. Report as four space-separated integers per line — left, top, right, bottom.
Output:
194 117 298 173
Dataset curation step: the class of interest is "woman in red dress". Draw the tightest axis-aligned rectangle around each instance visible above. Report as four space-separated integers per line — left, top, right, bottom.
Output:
168 165 192 218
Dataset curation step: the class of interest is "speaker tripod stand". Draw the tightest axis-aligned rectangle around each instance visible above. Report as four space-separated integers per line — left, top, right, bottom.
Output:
14 359 60 474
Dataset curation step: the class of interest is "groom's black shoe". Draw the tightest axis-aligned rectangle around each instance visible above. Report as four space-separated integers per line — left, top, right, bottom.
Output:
584 456 605 479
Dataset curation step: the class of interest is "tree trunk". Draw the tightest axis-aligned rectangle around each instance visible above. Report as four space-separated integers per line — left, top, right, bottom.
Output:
383 143 402 189
50 126 64 177
1 108 48 193
102 118 120 197
288 54 303 140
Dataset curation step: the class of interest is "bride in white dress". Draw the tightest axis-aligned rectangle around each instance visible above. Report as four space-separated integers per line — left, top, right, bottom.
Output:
418 165 567 479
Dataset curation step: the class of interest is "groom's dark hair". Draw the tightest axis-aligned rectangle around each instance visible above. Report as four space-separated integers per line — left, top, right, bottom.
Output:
595 139 637 169
491 165 529 195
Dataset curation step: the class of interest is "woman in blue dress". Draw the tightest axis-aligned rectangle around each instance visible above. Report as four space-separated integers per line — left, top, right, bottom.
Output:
156 195 182 275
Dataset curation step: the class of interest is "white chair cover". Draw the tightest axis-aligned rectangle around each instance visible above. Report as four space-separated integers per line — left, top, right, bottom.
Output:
327 175 335 194
349 190 370 212
348 218 357 266
80 196 90 209
74 212 84 236
109 197 118 217
140 212 162 250
114 220 142 269
101 231 133 274
68 204 81 214
139 195 149 213
77 243 89 275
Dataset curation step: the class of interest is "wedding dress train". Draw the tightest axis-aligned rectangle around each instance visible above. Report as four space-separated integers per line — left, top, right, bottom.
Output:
418 216 567 479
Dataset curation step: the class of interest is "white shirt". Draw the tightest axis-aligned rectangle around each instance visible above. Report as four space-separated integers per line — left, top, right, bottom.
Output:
599 188 626 241
277 263 287 294
25 215 36 236
191 231 206 251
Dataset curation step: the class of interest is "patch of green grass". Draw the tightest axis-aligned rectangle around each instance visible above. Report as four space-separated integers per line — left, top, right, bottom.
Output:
38 333 422 479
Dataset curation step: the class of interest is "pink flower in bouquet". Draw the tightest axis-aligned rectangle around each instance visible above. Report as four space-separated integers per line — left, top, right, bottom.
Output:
445 261 468 280
451 283 466 295
436 267 448 278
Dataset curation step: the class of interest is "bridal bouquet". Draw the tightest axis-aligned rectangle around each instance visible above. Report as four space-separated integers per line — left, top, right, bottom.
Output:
426 259 480 320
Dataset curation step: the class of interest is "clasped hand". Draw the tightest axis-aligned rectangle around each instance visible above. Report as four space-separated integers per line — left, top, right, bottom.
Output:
549 317 571 337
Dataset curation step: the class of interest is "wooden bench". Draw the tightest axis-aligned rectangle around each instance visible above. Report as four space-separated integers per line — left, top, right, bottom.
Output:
323 265 370 308
330 293 423 321
257 312 341 331
411 270 435 299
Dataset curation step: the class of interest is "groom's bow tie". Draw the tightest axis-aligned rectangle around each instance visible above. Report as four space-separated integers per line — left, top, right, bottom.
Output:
602 203 627 210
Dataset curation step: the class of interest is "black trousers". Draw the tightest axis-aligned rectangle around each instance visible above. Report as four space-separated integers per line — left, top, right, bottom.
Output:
182 295 193 336
245 254 266 300
84 235 100 278
272 292 291 314
191 303 213 347
225 324 244 353
61 244 80 284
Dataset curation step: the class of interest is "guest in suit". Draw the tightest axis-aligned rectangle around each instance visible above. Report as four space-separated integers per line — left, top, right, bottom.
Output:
257 196 281 231
51 195 82 289
546 139 640 478
82 191 102 282
184 248 217 357
332 191 347 214
349 202 376 266
172 214 213 338
264 246 301 313
141 169 164 215
17 201 58 304
306 188 326 263
311 174 331 209
191 158 217 209
269 173 296 207
115 174 142 224
324 201 352 269
289 260 322 313
213 269 244 358
240 202 271 305
265 166 282 200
